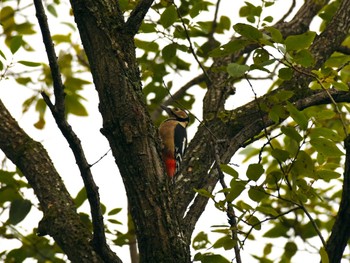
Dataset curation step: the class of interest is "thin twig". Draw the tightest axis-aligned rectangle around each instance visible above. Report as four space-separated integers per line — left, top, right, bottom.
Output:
151 74 205 120
33 1 121 262
214 144 242 263
125 0 154 35
173 3 211 84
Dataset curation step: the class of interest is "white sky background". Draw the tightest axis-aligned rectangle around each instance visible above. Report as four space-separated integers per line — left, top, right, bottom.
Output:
0 0 337 262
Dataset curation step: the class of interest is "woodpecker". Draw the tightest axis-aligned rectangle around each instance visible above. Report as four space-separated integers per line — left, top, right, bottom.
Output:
159 105 189 178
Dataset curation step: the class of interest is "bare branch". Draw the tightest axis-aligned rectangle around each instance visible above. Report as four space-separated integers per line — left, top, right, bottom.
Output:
33 1 121 261
34 0 64 114
174 3 211 84
326 135 350 262
125 0 155 35
0 99 102 263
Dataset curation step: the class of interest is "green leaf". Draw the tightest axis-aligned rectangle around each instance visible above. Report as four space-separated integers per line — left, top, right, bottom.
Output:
284 241 297 259
246 163 264 181
162 43 177 62
316 169 341 182
227 180 246 202
194 188 214 199
256 206 279 217
310 138 343 157
248 215 261 230
0 187 21 203
18 60 42 67
108 208 122 216
265 26 283 43
309 127 342 142
197 254 230 263
333 81 349 91
233 23 262 41
10 35 23 54
320 246 329 263
253 49 269 65
281 126 303 142
248 186 266 202
209 39 249 57
9 199 32 225
160 5 177 28
74 187 87 208
212 235 236 250
263 224 289 238
227 63 249 78
192 231 210 250
293 150 314 177
0 49 6 59
292 49 314 67
47 4 58 17
285 31 316 51
65 94 88 116
271 148 290 162
278 67 293 80
135 39 159 52
220 164 238 178
286 101 308 130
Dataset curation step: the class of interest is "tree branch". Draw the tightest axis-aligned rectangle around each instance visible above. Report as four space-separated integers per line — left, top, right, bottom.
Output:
177 0 330 217
125 0 155 35
34 1 121 261
177 0 350 238
325 134 350 262
0 99 102 263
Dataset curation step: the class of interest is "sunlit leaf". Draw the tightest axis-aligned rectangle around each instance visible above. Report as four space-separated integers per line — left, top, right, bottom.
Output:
281 126 303 142
271 148 290 162
220 164 238 178
227 63 249 78
320 246 329 263
310 138 343 157
264 26 283 43
18 60 42 67
194 188 214 199
286 101 308 130
285 31 316 51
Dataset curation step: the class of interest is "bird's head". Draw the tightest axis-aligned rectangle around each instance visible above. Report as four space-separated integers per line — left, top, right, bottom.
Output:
161 105 189 123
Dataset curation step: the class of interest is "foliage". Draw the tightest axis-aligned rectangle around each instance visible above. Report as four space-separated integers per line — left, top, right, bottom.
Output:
0 0 350 262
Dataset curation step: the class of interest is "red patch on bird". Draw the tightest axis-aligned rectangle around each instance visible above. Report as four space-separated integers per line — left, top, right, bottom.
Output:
164 158 176 177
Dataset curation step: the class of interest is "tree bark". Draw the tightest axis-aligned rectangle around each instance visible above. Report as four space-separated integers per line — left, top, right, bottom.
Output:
0 100 102 263
70 0 191 262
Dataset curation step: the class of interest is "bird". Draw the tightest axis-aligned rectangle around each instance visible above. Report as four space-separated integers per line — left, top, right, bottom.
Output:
159 105 189 178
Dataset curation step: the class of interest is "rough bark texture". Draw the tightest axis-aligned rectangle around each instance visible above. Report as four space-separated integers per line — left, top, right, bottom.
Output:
69 0 190 262
326 135 350 262
0 100 102 263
